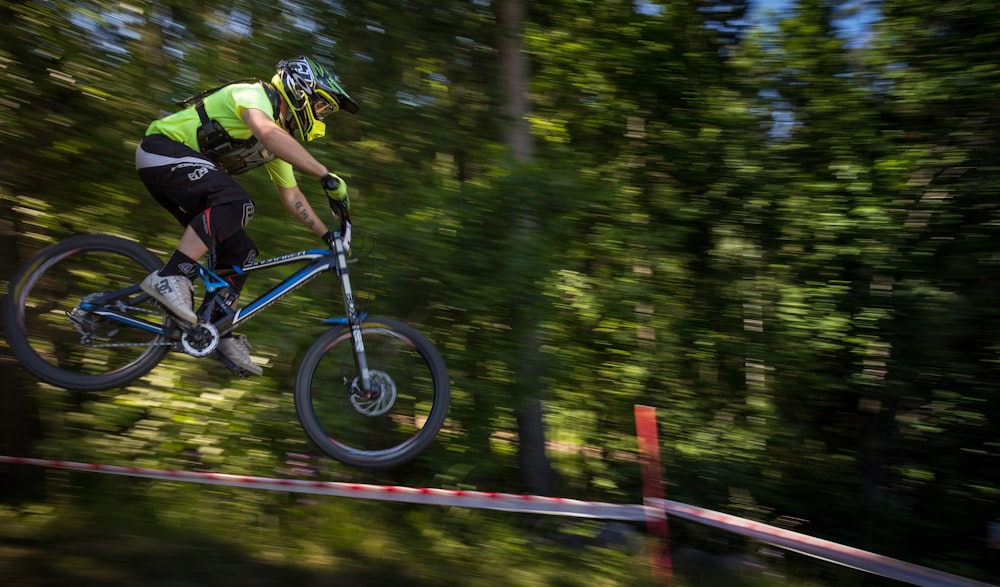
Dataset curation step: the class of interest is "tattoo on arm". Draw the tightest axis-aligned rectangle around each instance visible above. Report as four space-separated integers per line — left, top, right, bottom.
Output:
294 201 317 229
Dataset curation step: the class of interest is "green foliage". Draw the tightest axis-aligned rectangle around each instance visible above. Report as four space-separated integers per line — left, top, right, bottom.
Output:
2 0 999 584
0 487 650 587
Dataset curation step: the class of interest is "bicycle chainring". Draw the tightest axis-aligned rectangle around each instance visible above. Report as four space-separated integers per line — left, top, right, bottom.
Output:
180 322 220 357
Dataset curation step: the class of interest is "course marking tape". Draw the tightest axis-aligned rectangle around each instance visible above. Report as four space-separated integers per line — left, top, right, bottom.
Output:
4 402 995 587
1 456 993 586
0 455 651 522
648 498 997 587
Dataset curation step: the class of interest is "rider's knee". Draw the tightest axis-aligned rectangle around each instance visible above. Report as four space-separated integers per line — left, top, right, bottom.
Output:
190 199 255 248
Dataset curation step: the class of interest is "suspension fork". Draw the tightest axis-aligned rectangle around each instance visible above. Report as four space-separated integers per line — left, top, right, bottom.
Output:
332 233 372 392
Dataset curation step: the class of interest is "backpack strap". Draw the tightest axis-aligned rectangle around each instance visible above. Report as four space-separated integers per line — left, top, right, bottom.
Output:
175 77 260 108
193 96 237 154
179 79 276 175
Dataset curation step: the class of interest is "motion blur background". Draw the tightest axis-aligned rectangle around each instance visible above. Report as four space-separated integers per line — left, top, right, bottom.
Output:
1 0 998 585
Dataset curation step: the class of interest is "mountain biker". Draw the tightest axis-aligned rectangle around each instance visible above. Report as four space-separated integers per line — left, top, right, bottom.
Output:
135 55 358 376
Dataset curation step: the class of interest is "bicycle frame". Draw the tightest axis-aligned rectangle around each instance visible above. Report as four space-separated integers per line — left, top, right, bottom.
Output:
79 233 375 389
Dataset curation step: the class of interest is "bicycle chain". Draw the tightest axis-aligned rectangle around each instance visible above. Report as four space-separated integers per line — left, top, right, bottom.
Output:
80 302 175 349
86 340 174 349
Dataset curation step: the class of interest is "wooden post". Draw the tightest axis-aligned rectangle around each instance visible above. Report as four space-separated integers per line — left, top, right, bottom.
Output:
635 405 672 586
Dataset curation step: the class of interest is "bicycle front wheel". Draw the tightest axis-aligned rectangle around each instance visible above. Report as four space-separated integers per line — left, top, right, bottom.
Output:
3 234 170 391
294 316 450 468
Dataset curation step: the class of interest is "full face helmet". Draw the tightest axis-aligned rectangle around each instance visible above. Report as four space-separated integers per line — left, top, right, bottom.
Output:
272 56 358 141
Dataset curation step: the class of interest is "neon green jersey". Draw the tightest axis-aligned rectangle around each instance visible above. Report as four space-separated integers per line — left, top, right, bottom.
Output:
146 83 296 188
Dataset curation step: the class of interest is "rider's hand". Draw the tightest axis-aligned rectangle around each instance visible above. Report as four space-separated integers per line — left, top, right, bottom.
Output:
322 223 351 253
321 173 350 210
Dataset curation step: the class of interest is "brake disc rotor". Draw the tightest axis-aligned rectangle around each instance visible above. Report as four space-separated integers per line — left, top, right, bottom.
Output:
349 370 397 416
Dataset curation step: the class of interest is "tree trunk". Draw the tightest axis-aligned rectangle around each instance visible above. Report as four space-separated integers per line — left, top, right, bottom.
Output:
498 0 533 162
0 195 44 500
497 0 555 495
515 391 555 496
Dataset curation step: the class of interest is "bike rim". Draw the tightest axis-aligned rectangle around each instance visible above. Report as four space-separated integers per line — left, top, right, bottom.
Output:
13 246 166 380
306 327 441 459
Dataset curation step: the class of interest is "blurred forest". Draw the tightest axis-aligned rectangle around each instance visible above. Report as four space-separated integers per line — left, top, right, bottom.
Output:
1 0 998 585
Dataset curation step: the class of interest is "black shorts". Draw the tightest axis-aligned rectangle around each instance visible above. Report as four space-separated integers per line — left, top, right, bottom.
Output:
135 134 253 225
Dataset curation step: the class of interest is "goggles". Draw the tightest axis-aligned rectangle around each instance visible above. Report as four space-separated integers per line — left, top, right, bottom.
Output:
313 98 338 120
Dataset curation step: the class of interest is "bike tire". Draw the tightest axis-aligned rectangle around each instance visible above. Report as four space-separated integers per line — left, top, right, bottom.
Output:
294 316 450 468
3 234 170 391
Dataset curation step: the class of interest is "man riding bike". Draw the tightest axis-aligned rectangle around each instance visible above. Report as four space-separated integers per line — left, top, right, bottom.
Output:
135 55 358 376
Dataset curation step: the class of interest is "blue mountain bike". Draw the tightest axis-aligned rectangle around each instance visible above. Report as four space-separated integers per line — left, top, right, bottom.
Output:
2 213 450 469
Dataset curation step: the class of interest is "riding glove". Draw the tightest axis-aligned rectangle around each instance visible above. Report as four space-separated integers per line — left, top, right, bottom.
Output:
321 173 350 210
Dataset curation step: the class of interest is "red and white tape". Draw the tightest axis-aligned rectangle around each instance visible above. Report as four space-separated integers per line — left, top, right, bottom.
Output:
649 498 996 587
3 402 995 587
0 455 652 522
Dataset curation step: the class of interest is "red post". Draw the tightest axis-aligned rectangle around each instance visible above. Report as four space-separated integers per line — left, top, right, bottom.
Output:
635 405 673 586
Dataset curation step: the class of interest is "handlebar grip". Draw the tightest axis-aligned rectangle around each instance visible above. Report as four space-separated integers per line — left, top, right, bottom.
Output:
328 198 351 235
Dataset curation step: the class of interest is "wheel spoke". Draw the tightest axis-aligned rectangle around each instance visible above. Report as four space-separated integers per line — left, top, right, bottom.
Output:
3 235 170 390
295 317 449 468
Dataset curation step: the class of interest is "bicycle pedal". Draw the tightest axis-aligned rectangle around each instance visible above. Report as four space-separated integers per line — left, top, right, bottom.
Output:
211 351 252 378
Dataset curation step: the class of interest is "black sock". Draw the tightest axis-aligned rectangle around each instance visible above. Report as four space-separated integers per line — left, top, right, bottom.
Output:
160 250 198 280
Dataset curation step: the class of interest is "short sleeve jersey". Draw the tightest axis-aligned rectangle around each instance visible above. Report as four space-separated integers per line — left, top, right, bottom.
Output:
146 83 296 188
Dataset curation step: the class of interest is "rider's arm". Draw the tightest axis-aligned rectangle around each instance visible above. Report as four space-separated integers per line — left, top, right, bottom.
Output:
276 184 330 240
242 107 331 240
242 107 327 179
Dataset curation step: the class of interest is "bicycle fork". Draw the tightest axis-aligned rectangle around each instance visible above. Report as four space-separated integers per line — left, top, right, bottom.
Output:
333 235 373 393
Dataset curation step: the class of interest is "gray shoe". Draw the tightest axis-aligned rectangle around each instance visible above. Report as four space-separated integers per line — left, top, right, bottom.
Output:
141 270 197 323
218 335 263 376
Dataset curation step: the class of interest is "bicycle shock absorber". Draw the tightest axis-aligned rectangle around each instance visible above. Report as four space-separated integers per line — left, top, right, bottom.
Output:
202 291 237 333
333 233 374 392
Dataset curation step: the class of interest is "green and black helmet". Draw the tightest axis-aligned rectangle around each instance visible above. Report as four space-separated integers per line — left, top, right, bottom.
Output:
272 56 358 141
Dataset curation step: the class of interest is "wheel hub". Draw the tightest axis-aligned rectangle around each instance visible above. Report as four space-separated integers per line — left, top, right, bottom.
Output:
67 292 120 344
349 370 397 416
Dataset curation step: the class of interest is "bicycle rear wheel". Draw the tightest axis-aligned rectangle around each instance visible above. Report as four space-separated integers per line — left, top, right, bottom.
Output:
3 234 170 391
294 316 450 468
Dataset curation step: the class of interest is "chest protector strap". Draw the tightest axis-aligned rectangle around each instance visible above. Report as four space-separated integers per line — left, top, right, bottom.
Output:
193 88 277 175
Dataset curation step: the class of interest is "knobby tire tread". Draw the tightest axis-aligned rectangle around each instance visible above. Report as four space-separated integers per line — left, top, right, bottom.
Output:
3 234 168 391
294 316 450 468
